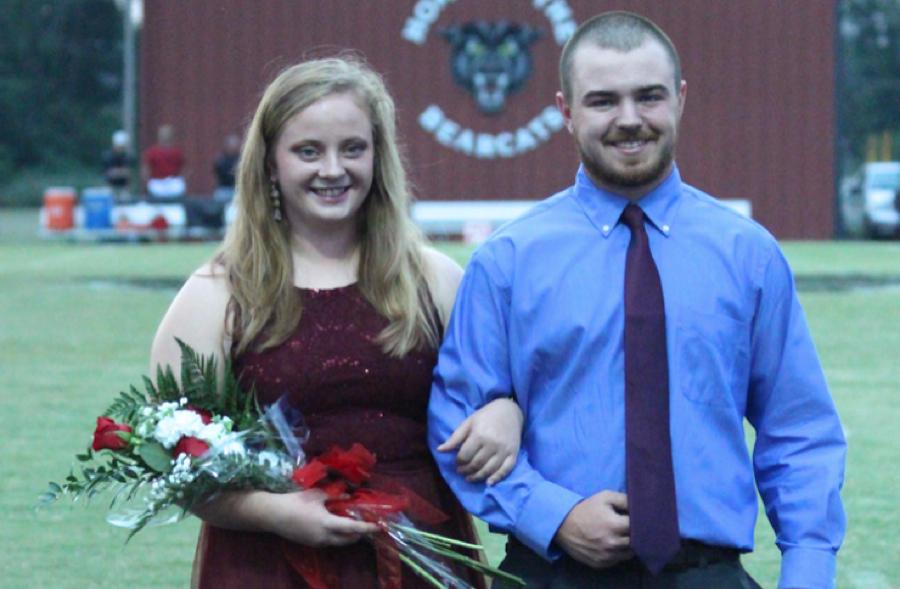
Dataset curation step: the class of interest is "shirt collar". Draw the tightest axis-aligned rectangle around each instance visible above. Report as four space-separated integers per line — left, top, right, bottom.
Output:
572 164 683 239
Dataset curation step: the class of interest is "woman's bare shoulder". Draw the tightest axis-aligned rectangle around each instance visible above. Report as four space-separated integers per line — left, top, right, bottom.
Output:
190 260 229 285
150 262 233 372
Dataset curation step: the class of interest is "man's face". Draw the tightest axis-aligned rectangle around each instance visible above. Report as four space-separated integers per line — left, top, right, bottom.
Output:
556 40 686 198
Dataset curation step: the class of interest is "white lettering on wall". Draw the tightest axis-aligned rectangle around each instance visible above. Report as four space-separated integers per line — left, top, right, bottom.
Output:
533 0 577 45
419 105 565 159
401 0 457 45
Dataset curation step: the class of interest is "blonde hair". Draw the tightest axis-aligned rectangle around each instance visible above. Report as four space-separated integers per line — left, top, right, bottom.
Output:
217 56 439 357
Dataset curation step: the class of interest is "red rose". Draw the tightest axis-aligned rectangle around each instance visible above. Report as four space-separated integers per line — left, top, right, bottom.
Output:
292 460 328 488
186 405 212 425
92 416 132 451
318 443 376 485
173 436 209 458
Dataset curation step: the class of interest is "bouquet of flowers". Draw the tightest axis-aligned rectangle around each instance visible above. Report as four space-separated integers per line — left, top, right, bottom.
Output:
41 339 523 589
40 339 301 537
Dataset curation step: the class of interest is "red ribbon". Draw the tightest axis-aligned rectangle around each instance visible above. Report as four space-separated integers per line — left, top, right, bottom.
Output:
282 444 449 589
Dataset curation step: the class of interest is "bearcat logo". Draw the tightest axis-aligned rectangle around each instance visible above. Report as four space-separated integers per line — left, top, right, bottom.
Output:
402 0 578 159
442 21 541 115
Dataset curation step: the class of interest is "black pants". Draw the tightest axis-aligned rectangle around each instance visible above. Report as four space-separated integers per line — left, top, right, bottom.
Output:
492 538 763 589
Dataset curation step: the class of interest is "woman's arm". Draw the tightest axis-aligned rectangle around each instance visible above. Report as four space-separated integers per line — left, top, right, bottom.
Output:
149 264 377 545
421 247 524 486
150 263 231 380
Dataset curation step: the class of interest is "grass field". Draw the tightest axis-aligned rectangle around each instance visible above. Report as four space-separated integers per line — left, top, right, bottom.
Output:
1 208 898 588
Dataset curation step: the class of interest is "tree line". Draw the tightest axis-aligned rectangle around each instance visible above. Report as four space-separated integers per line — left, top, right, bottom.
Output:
0 0 121 205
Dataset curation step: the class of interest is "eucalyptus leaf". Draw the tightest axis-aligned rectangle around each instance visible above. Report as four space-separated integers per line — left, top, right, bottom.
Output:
38 492 58 505
138 442 172 473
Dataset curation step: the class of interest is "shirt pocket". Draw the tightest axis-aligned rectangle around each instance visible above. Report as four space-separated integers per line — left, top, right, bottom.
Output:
674 307 750 408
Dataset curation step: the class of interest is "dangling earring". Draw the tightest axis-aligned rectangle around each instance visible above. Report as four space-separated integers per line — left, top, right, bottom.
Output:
270 179 283 222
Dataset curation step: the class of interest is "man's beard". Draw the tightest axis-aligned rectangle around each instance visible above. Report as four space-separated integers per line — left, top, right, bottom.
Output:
578 130 676 191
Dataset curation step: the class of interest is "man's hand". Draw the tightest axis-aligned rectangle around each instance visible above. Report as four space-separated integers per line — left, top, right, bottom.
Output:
554 490 633 568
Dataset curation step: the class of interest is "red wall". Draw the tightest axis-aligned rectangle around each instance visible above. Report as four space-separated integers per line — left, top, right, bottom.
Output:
141 0 835 238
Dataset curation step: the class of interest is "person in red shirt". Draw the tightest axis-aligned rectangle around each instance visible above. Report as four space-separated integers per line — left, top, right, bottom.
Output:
143 124 186 199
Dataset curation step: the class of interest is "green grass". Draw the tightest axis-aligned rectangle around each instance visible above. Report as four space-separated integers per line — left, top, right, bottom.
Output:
1 209 898 588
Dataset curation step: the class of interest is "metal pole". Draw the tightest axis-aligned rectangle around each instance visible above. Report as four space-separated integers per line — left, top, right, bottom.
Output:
833 0 844 238
123 0 136 156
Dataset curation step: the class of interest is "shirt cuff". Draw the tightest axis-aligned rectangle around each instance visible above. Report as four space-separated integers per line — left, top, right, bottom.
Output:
513 480 582 561
778 546 837 589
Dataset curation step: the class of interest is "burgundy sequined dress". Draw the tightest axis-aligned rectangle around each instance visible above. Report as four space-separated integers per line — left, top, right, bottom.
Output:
192 284 484 588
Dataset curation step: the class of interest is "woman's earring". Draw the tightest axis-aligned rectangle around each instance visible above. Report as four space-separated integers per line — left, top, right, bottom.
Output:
270 179 283 222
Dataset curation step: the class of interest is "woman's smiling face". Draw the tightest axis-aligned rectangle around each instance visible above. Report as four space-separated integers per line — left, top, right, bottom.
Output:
271 92 375 231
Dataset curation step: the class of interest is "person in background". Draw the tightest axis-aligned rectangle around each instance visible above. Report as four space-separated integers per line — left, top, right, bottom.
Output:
143 124 186 200
102 130 134 203
213 133 241 203
428 11 846 589
150 56 522 588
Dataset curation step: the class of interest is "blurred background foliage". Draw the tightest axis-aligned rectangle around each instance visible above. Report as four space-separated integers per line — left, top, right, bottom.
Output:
0 0 897 206
0 0 122 206
838 0 900 168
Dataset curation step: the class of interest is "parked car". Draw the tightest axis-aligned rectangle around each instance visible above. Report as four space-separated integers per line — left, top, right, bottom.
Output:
841 161 900 238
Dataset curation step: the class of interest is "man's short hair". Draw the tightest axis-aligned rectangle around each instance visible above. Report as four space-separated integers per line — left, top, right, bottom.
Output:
559 11 682 102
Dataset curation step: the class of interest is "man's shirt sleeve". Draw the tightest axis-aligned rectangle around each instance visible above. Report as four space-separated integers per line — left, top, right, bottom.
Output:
746 246 847 589
428 251 582 560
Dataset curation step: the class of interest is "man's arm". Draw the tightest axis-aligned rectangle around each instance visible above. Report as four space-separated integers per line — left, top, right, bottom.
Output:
428 251 582 560
746 247 847 589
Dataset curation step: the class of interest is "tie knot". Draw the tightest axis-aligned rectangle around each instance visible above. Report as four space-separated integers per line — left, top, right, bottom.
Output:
621 204 645 231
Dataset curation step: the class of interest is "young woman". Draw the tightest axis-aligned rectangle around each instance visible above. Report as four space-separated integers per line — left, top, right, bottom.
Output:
150 57 522 588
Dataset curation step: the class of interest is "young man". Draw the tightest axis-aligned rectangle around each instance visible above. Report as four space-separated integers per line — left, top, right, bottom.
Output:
143 124 186 200
102 130 135 203
428 11 845 589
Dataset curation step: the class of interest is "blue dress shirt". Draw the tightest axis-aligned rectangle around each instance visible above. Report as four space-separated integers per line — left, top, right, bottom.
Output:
428 166 846 589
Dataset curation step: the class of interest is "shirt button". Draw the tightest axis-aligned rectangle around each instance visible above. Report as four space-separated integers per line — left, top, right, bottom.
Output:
602 224 610 233
662 224 670 233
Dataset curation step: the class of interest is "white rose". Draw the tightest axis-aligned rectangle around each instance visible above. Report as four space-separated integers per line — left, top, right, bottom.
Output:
198 422 227 444
153 410 205 448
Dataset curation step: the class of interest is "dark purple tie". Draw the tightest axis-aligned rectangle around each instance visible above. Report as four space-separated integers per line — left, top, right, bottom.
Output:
621 204 681 574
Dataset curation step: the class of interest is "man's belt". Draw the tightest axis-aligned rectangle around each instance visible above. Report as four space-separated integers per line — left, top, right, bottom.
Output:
508 537 741 573
655 540 741 572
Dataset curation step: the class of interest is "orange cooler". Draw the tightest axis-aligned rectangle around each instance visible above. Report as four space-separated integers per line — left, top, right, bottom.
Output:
43 187 76 230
